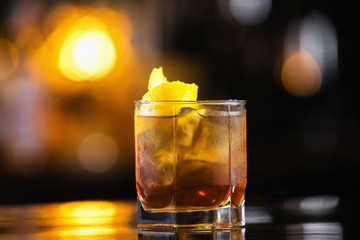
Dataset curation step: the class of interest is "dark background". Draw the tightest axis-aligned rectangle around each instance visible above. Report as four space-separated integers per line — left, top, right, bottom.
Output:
0 0 358 204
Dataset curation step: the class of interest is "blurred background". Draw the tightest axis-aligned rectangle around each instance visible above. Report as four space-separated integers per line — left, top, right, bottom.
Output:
0 0 357 204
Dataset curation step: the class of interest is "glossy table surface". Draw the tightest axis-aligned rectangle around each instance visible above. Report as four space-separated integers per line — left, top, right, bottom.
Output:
0 195 356 239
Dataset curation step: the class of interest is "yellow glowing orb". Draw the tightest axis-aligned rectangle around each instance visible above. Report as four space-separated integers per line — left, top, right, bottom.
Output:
58 18 116 81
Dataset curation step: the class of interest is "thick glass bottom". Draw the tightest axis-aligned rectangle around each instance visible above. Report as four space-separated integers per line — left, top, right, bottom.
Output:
138 229 245 239
137 198 245 230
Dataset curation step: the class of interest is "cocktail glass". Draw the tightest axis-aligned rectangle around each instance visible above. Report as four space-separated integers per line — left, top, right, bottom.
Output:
135 100 247 230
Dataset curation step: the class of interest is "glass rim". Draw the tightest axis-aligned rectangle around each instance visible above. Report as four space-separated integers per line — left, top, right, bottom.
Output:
134 99 246 106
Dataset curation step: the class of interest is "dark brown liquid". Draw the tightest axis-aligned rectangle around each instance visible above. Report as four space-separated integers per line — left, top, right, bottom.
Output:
137 183 174 209
136 184 231 210
137 159 232 210
175 185 230 208
175 160 230 208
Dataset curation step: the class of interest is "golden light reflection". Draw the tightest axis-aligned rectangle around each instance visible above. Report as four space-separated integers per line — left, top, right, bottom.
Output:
57 201 136 238
59 227 116 238
59 201 117 225
58 17 116 81
281 51 322 97
0 201 137 239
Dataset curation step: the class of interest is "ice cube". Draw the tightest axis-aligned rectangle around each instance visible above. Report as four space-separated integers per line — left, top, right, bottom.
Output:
151 149 175 186
185 113 230 164
175 107 205 148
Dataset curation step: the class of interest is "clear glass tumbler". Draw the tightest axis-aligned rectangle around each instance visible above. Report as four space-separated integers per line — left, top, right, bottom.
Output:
134 100 247 230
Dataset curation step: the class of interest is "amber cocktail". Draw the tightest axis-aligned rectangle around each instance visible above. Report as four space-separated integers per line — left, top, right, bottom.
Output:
135 100 246 229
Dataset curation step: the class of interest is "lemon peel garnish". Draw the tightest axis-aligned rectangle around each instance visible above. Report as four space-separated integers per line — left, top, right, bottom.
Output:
141 67 198 101
148 67 168 91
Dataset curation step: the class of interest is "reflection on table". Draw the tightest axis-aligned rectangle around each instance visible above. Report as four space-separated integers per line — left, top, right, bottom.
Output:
0 201 137 239
0 195 348 239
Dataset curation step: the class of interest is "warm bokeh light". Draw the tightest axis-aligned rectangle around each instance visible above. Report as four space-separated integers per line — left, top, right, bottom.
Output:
14 4 138 176
280 10 337 97
58 17 117 81
77 132 119 173
33 4 135 91
281 51 321 97
0 39 19 81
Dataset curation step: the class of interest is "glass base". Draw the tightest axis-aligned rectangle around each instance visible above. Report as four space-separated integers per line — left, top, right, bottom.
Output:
138 228 245 239
137 198 245 230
